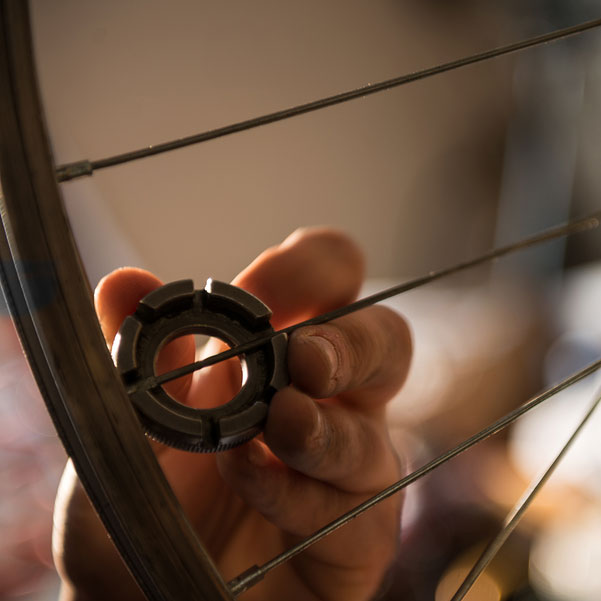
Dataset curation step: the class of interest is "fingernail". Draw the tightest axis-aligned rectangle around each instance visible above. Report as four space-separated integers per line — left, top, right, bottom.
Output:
308 335 339 382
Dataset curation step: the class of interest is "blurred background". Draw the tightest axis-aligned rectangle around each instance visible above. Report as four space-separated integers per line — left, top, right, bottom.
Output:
2 0 601 599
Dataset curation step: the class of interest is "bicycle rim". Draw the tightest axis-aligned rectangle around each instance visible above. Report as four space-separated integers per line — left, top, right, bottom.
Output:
0 2 231 599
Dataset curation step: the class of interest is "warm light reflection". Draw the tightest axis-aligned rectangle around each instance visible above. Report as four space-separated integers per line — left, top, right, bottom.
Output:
435 562 502 601
434 540 528 601
530 507 601 601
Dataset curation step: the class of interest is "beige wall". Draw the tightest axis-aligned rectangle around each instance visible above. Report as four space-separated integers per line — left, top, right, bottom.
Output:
31 0 514 286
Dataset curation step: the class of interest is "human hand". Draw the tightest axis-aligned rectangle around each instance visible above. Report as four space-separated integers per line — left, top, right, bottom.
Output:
52 228 412 601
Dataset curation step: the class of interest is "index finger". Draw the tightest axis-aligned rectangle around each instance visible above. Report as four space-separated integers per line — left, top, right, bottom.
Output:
233 227 364 328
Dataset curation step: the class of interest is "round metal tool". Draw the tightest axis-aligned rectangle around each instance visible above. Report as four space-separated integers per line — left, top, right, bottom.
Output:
113 279 288 452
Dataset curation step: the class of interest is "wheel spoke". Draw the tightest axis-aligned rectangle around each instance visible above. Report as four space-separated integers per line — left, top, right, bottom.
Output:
450 386 601 601
227 358 601 595
130 213 600 393
55 18 601 182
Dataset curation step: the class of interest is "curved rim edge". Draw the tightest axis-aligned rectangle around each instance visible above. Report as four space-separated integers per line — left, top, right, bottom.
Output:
0 2 232 600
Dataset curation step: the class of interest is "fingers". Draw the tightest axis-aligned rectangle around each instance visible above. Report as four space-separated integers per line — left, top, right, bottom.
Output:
94 267 195 401
94 267 163 348
217 439 344 538
196 227 367 407
265 387 400 492
217 436 399 539
233 227 364 328
237 305 411 493
94 226 366 405
288 305 412 407
217 438 400 601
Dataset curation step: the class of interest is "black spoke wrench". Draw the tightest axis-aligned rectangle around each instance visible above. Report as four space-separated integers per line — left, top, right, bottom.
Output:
112 279 288 452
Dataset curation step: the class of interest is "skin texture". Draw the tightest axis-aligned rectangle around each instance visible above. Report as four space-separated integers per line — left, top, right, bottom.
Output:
52 228 412 601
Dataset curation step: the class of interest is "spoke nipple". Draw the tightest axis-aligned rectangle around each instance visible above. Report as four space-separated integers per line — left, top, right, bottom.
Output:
56 160 93 182
228 565 263 595
126 376 158 396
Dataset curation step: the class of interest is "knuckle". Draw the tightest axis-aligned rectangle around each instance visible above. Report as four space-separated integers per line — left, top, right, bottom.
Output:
301 407 336 472
257 473 291 522
312 407 367 481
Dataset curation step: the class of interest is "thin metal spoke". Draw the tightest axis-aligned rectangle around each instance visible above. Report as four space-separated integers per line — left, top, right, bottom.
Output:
128 212 600 395
451 385 601 601
56 18 601 182
227 357 601 595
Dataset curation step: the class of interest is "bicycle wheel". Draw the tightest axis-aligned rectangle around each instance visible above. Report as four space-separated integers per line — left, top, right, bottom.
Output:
2 1 600 600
